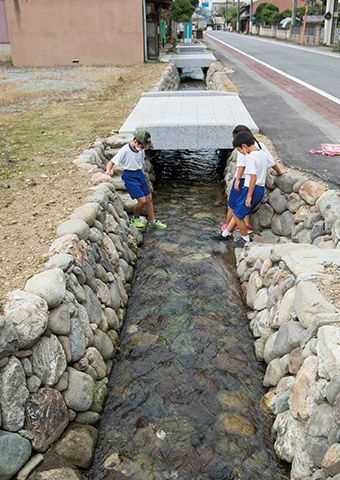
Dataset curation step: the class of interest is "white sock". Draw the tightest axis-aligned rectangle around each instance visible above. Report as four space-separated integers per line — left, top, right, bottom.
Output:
241 235 250 242
222 230 231 238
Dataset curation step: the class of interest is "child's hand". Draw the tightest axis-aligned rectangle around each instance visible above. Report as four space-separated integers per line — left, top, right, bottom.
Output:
234 180 239 191
245 196 252 208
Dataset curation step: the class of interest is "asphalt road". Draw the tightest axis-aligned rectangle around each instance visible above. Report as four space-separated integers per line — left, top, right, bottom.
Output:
204 32 340 188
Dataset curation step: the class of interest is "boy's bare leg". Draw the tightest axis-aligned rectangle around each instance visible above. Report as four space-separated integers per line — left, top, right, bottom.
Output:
226 216 237 233
145 194 155 222
134 197 146 218
235 216 248 236
226 207 234 225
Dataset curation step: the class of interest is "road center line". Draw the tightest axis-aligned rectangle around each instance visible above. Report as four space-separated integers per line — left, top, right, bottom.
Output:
205 33 340 106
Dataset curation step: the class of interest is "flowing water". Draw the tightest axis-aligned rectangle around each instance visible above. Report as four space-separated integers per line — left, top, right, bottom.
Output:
88 151 289 480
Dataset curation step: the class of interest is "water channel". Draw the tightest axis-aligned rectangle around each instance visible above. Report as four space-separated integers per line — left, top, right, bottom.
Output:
88 150 289 480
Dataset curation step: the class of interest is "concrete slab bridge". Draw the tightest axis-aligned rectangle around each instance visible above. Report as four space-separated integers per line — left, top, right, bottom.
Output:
119 91 259 150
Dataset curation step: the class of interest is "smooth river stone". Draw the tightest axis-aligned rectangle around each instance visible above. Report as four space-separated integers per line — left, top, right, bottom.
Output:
217 390 251 411
219 412 255 436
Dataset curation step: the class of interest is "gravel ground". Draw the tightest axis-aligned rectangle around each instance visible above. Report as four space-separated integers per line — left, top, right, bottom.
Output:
0 65 127 112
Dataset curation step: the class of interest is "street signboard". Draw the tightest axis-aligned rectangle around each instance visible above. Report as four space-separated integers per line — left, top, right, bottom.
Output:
185 22 192 43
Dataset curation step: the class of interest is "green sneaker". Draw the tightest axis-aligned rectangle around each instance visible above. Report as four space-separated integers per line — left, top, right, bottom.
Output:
131 217 144 228
148 219 167 229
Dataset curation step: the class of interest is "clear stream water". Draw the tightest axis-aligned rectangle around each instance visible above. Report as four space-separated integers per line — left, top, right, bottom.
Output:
88 151 289 480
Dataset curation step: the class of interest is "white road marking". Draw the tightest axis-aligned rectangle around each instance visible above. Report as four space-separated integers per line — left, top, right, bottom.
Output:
205 33 340 105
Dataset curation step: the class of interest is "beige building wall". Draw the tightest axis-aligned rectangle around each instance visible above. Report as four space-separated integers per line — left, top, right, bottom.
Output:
5 0 144 66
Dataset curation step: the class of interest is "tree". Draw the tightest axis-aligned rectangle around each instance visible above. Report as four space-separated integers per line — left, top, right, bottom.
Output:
170 0 195 22
253 2 279 24
190 0 199 6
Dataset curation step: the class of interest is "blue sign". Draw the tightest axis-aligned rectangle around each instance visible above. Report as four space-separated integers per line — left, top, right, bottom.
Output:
202 2 209 7
185 22 192 43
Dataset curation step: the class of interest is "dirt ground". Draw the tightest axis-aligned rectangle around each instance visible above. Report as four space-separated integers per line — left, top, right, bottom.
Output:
0 62 167 305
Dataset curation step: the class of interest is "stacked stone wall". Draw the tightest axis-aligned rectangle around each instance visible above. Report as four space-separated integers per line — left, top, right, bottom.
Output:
224 153 340 479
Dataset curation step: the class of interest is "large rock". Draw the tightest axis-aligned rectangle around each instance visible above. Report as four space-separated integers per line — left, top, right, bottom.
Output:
305 403 336 466
68 317 87 362
271 211 294 237
50 234 85 263
82 285 102 326
317 326 340 379
92 329 114 360
272 411 305 463
322 443 340 477
85 347 106 380
54 424 98 469
0 431 32 480
246 271 262 309
275 287 296 327
62 367 95 411
0 357 29 431
263 331 279 364
4 290 49 349
275 172 306 193
0 316 18 360
69 203 100 227
269 188 287 214
48 304 71 336
56 219 90 241
258 203 274 228
25 388 69 452
25 269 66 308
288 355 318 421
290 441 314 480
294 281 337 328
31 334 67 386
263 358 285 387
273 321 305 357
299 180 325 205
33 468 87 480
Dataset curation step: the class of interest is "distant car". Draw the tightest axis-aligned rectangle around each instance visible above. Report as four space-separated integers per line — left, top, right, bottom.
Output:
207 26 212 30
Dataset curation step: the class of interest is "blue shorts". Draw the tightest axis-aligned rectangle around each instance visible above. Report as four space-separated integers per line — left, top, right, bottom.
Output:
122 169 151 200
233 185 264 219
228 178 245 209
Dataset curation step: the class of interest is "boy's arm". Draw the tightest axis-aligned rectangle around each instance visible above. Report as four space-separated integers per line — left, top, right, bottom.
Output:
105 160 114 176
272 163 287 176
234 166 245 191
245 175 257 208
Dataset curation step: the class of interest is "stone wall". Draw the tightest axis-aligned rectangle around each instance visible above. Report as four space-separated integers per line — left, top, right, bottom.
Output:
151 62 181 92
206 61 239 92
224 154 340 479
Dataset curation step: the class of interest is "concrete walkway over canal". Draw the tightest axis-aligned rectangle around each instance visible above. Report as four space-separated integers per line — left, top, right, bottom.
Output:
119 91 259 150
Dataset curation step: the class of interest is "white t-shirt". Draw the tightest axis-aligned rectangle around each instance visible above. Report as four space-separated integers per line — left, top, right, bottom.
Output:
244 149 274 187
113 143 145 170
235 142 274 179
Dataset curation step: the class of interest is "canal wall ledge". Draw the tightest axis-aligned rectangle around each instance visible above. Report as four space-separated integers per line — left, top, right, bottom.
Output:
0 61 339 480
224 152 340 480
0 63 180 480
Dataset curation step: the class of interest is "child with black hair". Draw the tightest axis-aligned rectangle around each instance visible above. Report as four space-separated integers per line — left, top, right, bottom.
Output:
212 131 279 247
222 125 284 234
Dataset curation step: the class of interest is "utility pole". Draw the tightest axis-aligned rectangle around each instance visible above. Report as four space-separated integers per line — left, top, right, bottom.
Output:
237 0 240 32
290 0 297 40
249 0 253 34
324 0 337 45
